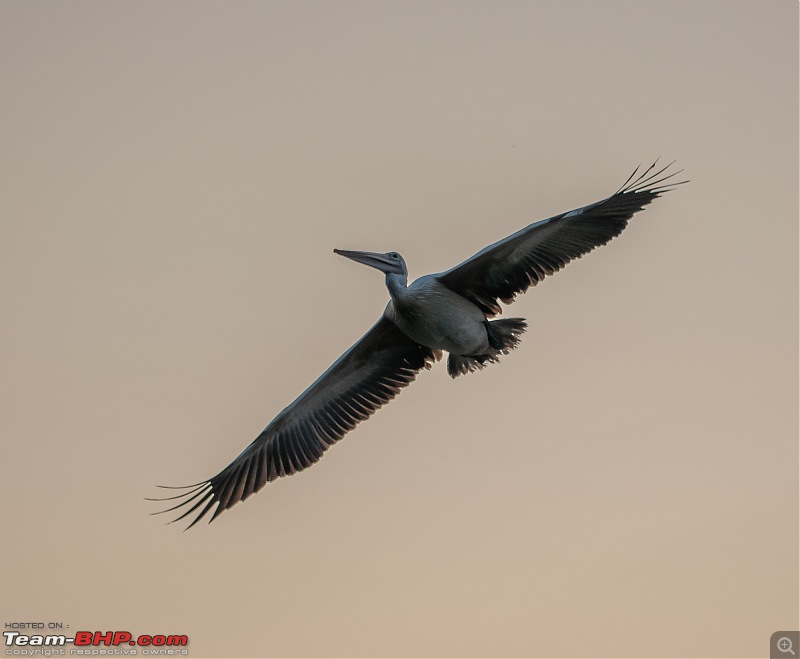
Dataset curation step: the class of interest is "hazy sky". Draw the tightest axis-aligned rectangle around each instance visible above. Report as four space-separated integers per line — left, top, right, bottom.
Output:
1 1 797 657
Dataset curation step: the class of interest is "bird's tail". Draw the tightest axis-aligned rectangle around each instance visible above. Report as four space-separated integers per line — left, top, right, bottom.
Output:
447 318 528 378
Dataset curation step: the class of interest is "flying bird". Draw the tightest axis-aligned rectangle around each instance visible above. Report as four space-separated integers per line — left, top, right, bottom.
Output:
151 161 685 528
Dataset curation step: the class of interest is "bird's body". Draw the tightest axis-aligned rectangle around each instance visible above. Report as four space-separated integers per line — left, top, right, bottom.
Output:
385 274 490 356
151 161 685 528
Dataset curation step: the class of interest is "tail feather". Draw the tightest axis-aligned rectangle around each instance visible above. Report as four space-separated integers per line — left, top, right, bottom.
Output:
486 317 527 352
447 318 527 378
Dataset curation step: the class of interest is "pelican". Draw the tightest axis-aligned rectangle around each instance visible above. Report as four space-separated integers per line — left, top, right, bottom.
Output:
152 161 685 528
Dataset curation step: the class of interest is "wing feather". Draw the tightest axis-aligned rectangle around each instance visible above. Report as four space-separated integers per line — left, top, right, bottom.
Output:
438 161 686 315
152 316 438 528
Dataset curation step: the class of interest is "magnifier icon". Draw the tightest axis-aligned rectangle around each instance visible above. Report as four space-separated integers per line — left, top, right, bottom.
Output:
778 637 796 655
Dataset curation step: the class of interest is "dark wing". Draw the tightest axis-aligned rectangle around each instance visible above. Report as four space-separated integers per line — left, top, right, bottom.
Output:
151 317 438 529
437 161 686 316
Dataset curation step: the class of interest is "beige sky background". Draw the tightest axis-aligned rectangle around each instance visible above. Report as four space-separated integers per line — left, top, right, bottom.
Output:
1 1 797 657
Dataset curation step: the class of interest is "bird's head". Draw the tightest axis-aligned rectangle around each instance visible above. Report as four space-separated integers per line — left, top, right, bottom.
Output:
334 249 407 276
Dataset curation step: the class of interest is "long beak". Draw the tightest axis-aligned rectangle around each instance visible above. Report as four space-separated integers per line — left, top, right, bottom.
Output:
333 249 394 272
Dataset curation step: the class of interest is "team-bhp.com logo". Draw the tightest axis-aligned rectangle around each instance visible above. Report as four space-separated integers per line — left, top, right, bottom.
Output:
4 631 188 655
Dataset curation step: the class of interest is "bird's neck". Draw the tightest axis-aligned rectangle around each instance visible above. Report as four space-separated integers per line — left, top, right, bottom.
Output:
385 272 408 302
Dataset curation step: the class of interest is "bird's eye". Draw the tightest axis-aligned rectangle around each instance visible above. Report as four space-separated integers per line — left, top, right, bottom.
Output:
390 253 399 259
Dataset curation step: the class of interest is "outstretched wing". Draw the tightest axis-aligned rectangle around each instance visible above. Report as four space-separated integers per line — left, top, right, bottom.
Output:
437 161 686 316
152 317 438 529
